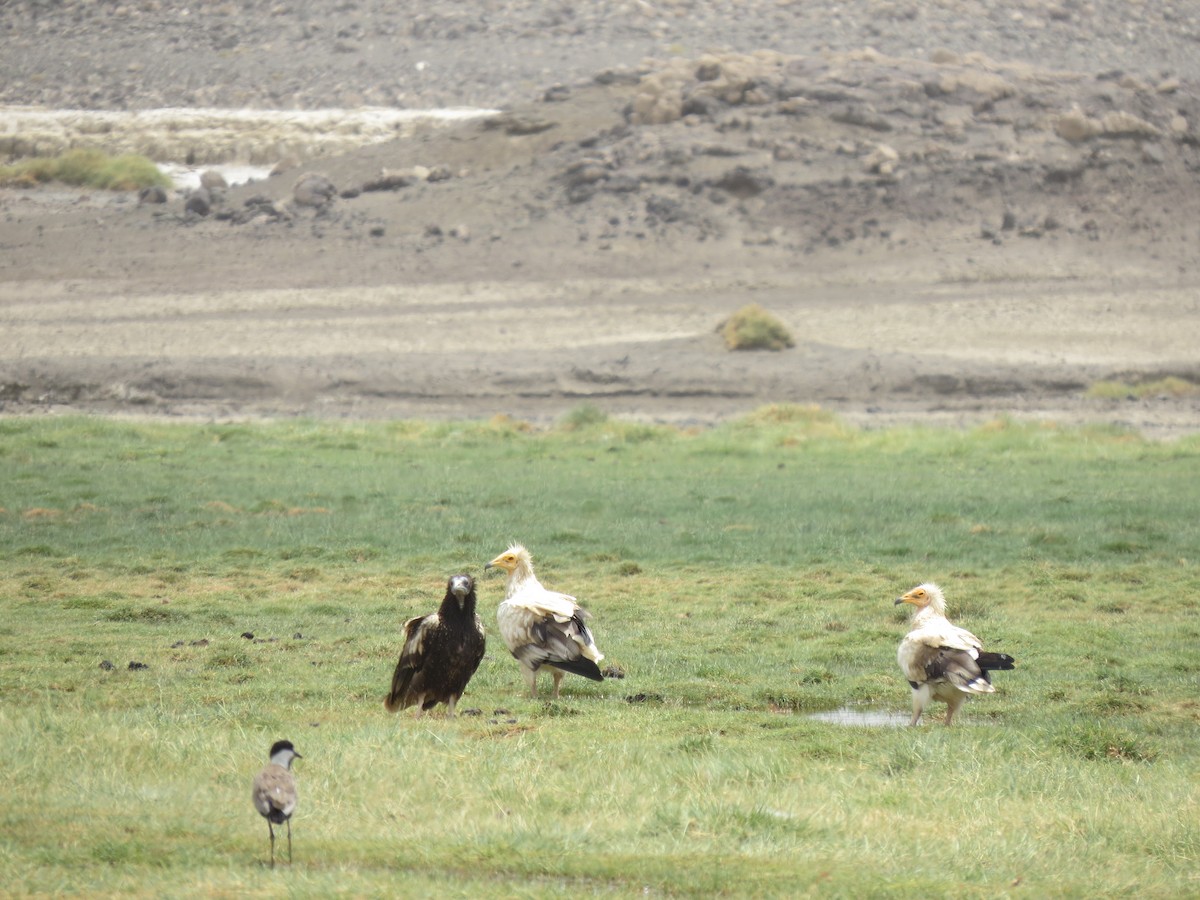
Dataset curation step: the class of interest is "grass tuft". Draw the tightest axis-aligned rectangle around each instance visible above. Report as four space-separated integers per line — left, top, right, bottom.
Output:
0 149 170 191
1087 375 1200 399
718 303 795 351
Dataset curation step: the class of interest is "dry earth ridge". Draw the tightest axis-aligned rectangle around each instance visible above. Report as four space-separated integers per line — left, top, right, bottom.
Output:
2 15 1199 435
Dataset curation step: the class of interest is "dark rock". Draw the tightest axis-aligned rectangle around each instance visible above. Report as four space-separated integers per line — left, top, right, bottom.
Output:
184 189 211 216
293 172 337 208
138 185 168 205
712 166 773 198
484 112 556 136
99 660 114 671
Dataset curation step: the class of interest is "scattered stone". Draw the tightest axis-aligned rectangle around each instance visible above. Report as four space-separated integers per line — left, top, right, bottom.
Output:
711 166 772 198
484 112 556 135
293 172 336 208
601 664 626 679
128 661 149 670
362 169 416 192
199 169 228 191
863 143 900 175
184 189 212 216
1102 111 1160 138
832 104 893 132
138 185 167 205
1056 108 1102 142
241 631 254 640
99 660 114 671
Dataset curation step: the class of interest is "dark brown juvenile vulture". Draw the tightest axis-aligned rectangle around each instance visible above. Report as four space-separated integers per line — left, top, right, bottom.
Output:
895 582 1015 726
485 543 605 699
251 739 302 868
385 573 487 718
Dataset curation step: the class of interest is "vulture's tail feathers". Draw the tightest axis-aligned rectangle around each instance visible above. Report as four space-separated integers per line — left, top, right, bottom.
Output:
548 656 605 682
977 651 1016 672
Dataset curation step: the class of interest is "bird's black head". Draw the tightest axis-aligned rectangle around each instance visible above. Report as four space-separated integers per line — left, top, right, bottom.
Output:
269 739 296 758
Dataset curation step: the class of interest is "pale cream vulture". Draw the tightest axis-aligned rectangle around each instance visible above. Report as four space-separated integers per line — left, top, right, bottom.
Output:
485 544 605 699
895 583 1015 726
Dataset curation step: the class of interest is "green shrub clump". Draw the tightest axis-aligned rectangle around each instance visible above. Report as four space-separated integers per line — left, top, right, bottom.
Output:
0 149 170 191
719 304 795 351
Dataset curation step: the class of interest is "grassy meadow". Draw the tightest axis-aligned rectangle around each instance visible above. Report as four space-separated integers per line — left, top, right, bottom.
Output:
0 410 1197 897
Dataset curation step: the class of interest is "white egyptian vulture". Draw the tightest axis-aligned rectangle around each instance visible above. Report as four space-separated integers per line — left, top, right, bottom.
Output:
895 583 1015 726
485 544 605 699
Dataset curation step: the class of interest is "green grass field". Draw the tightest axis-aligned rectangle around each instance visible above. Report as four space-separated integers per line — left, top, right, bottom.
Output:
1 411 1197 897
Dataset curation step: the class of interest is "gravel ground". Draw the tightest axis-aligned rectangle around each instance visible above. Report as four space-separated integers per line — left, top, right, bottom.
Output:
2 1 1199 436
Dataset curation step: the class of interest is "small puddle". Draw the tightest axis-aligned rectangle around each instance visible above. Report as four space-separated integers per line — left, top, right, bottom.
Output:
158 162 275 192
807 707 909 727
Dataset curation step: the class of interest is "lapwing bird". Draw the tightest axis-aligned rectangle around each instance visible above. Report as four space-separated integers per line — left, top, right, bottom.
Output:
251 739 302 867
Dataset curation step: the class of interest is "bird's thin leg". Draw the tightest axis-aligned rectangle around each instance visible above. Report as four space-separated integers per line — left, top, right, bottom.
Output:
414 693 427 718
909 693 923 727
445 695 459 718
286 819 292 864
523 665 538 698
944 692 965 726
550 668 564 700
268 821 276 869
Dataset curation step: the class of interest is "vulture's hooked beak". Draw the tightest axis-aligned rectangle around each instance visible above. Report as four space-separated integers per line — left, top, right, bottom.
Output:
894 597 905 605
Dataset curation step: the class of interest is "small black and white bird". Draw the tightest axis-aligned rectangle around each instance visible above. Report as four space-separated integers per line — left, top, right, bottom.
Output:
251 739 302 867
385 573 487 717
895 583 1016 726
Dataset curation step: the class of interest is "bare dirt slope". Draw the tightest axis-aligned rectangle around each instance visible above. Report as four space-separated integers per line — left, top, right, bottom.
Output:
1 3 1199 436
